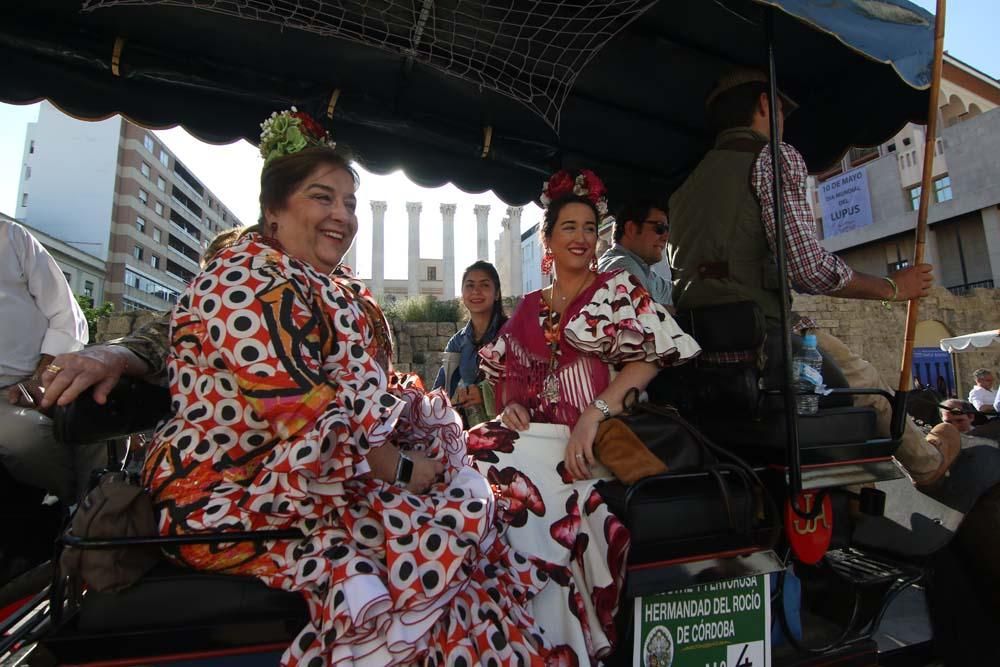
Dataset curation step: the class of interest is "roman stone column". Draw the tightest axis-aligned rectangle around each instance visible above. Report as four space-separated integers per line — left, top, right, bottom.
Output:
342 239 357 275
407 202 422 296
474 204 490 261
506 206 523 296
441 203 457 299
370 200 387 294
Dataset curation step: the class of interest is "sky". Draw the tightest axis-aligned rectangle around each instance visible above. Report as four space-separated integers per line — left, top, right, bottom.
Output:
0 0 995 285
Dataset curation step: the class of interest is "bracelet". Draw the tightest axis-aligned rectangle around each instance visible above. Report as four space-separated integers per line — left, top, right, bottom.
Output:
880 276 898 309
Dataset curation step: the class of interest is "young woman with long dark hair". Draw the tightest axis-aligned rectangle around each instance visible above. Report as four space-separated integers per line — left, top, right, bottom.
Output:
433 260 507 425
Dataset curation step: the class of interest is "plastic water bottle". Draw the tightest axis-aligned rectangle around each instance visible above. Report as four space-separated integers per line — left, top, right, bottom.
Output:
458 380 489 426
794 334 824 415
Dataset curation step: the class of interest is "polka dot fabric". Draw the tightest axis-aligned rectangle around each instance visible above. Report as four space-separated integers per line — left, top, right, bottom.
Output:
142 234 552 666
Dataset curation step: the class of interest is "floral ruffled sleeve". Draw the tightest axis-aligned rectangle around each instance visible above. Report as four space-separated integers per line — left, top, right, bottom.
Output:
563 270 700 367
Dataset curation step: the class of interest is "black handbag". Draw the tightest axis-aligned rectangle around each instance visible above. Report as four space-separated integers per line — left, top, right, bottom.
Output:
617 397 719 473
613 389 780 541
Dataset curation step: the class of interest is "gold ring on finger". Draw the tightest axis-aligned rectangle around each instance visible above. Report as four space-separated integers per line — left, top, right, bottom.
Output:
45 364 63 375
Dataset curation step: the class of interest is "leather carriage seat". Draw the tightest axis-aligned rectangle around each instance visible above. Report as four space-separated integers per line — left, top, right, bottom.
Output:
650 302 887 466
44 564 308 661
74 564 308 634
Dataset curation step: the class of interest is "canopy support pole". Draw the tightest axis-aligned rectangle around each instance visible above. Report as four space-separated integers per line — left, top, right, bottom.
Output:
898 0 947 393
763 10 804 501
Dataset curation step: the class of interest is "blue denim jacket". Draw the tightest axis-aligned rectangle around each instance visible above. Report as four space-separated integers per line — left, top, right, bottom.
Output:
433 317 502 396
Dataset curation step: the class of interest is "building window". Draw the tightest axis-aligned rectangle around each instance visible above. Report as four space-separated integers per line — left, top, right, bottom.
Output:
144 134 155 152
151 255 160 269
21 193 27 207
138 189 148 204
141 162 151 178
886 143 896 153
902 137 912 147
933 175 953 203
153 228 162 243
427 266 437 281
159 149 169 167
24 165 31 180
29 140 35 154
62 271 72 284
133 245 144 260
84 280 94 298
157 176 166 192
136 216 146 233
908 185 922 211
155 201 164 216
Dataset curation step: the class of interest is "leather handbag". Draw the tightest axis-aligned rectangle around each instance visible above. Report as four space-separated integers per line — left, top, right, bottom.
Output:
59 470 160 593
594 390 779 542
594 390 718 481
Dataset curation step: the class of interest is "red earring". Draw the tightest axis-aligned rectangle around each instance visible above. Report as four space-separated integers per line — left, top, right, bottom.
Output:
589 256 598 272
541 249 554 275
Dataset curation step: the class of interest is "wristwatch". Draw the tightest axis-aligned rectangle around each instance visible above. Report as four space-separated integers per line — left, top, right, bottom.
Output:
395 453 414 485
591 399 611 420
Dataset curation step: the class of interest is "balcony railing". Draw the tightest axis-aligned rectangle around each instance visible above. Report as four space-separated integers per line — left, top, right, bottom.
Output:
946 279 995 296
124 285 177 308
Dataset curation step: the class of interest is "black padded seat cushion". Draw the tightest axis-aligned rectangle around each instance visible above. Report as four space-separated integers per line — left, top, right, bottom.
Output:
597 474 777 564
697 406 890 465
76 562 308 632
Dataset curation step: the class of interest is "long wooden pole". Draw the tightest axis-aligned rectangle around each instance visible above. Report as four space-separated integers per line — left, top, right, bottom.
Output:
899 0 947 393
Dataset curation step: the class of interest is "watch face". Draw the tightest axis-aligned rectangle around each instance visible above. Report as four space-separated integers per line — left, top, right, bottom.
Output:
397 455 414 484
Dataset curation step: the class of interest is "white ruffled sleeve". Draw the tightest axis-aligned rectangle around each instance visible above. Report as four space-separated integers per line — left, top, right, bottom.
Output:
563 270 700 367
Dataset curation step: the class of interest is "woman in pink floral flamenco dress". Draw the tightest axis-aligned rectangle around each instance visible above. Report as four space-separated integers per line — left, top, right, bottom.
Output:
141 110 553 666
468 169 701 664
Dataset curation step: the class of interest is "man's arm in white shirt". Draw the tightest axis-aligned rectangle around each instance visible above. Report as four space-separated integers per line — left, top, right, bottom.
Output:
15 224 89 356
969 385 997 413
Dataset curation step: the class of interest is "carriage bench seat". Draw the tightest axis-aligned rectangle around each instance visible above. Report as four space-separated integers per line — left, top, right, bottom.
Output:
596 470 778 567
698 405 888 466
42 563 308 663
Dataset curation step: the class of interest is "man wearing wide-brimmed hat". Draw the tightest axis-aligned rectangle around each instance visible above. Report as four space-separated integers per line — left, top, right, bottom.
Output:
668 66 957 486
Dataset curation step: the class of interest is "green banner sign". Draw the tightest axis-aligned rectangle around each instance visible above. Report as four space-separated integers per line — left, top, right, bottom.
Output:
633 575 771 667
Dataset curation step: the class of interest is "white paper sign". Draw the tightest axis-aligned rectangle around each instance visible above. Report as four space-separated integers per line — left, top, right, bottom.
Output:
819 166 873 238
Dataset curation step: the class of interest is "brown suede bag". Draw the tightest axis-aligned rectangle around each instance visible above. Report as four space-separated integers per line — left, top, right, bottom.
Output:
59 471 160 593
594 418 668 484
594 393 720 484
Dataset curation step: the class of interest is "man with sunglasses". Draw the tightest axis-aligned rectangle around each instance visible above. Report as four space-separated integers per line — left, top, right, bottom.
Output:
939 399 979 435
597 198 673 307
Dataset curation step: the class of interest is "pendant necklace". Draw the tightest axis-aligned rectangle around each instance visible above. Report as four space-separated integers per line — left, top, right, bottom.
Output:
541 274 591 404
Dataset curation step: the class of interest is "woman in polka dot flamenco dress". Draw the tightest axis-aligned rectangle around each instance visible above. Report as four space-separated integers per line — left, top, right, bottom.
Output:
467 170 700 663
142 112 552 666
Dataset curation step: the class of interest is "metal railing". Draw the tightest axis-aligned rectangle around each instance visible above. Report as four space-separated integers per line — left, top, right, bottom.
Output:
946 279 995 296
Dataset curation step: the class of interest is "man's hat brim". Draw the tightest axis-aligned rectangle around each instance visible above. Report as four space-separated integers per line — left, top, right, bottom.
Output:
705 68 799 115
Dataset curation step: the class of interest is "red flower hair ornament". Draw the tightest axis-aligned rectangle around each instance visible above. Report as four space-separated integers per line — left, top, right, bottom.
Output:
540 168 609 217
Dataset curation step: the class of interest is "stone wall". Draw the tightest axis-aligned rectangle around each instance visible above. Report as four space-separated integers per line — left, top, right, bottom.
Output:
93 312 461 389
793 286 1000 395
92 310 164 344
391 321 459 387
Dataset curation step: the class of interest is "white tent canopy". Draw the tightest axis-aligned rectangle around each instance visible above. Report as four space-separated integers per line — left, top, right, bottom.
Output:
939 329 1000 353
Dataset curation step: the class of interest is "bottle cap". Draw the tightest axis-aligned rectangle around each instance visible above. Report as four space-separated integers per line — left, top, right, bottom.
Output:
803 333 818 348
